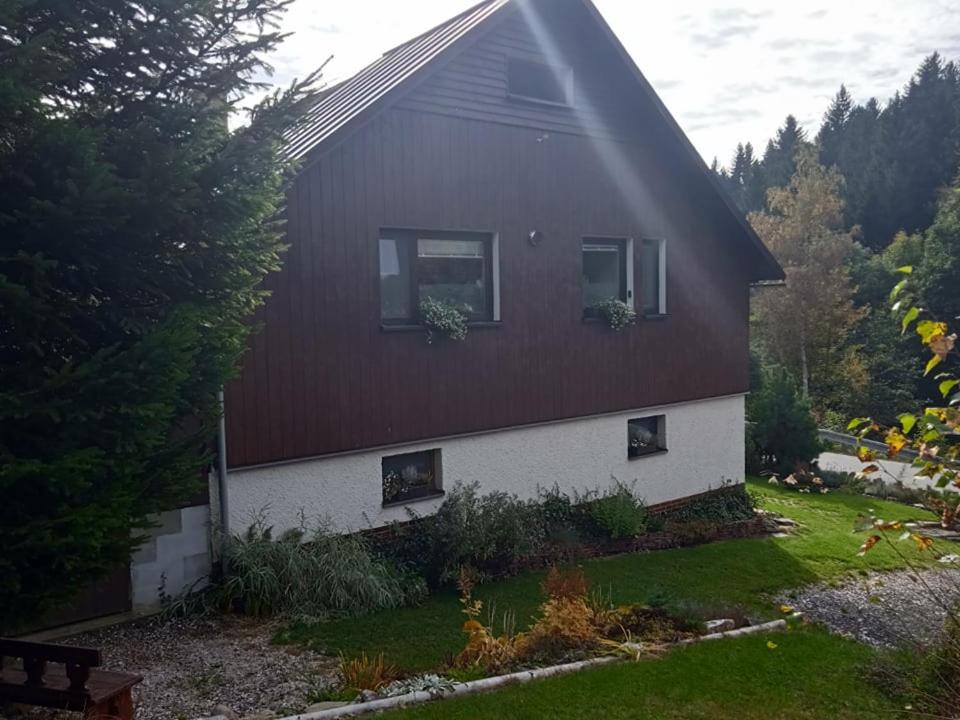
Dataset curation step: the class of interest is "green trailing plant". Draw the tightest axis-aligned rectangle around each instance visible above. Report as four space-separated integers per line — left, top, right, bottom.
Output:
657 484 757 525
0 0 325 628
212 515 426 619
419 297 468 344
593 298 636 330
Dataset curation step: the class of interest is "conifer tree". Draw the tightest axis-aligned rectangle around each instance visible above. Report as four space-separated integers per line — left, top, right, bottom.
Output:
0 0 324 628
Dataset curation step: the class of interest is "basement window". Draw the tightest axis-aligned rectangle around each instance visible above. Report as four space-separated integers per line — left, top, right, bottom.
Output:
628 416 667 459
382 449 442 505
507 58 573 106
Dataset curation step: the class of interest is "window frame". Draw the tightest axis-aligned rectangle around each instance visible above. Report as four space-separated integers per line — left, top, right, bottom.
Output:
379 229 497 327
581 236 634 320
640 237 667 318
627 415 667 460
506 58 574 108
381 449 443 506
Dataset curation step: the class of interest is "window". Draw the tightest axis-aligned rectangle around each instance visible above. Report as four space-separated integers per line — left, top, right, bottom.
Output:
628 416 666 459
582 238 633 318
379 230 496 325
507 59 573 106
641 238 666 316
382 449 442 505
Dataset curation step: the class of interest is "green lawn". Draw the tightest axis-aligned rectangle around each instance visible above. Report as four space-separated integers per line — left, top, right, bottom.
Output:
385 628 900 720
281 480 935 671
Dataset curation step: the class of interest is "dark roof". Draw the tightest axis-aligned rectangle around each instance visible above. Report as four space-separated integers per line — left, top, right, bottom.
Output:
284 0 784 282
283 0 510 160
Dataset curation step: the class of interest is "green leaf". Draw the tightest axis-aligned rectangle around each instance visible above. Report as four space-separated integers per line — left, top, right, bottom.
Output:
939 379 960 399
896 265 913 275
847 417 871 432
899 414 917 434
901 306 920 335
925 354 944 376
891 279 909 302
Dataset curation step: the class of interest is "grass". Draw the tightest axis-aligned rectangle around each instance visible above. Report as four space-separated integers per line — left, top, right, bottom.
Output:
384 628 899 719
279 479 936 671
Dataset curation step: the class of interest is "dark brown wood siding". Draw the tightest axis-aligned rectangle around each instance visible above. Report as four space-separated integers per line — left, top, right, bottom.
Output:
225 103 755 468
395 3 639 141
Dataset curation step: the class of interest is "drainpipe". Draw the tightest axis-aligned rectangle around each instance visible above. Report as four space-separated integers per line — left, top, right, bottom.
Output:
216 389 230 575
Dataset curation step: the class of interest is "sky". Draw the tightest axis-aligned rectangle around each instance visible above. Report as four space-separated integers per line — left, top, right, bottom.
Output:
256 0 960 166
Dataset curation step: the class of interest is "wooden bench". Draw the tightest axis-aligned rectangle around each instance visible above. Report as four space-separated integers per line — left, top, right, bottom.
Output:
0 638 142 719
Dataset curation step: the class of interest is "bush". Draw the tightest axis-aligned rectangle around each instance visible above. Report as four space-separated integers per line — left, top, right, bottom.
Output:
747 365 823 476
390 484 546 587
582 482 652 539
515 568 600 663
211 516 426 619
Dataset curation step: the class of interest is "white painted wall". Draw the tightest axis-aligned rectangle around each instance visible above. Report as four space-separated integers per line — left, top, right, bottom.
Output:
226 394 746 534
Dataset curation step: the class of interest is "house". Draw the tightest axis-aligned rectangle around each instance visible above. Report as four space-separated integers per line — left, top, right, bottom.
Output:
217 0 784 537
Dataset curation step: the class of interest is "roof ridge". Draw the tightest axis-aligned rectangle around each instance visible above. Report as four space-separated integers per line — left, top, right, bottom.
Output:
381 0 508 58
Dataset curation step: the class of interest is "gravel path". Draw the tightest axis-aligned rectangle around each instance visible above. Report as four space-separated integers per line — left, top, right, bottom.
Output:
782 567 960 648
3 616 337 720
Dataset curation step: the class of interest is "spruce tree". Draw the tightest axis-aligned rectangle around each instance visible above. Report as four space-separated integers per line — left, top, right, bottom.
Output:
817 85 853 168
0 0 323 628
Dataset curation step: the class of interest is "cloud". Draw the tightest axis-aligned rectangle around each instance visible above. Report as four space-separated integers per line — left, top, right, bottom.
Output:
691 24 759 50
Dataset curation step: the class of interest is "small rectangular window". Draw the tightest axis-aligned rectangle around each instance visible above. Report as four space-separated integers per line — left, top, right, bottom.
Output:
507 59 572 106
582 238 628 318
379 230 494 325
382 449 442 505
628 416 666 459
641 238 666 316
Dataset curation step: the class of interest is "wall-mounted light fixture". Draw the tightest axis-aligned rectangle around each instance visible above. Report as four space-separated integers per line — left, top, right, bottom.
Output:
528 230 544 247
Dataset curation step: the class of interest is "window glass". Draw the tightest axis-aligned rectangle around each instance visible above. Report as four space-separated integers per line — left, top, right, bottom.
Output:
628 416 666 458
583 241 624 312
641 239 663 315
379 238 411 321
417 238 488 318
382 450 441 505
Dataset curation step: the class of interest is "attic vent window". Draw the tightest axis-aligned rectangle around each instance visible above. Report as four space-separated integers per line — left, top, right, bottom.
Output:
507 59 572 106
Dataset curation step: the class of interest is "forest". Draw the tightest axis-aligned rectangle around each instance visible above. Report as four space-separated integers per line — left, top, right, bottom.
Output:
714 52 960 429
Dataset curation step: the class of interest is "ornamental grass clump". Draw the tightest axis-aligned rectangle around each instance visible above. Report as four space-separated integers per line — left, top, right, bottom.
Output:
215 514 426 619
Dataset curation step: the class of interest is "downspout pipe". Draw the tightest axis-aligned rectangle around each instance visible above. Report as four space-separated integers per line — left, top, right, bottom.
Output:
216 389 230 575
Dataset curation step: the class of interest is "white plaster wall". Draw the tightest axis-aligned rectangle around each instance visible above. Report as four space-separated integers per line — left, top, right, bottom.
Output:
226 394 746 534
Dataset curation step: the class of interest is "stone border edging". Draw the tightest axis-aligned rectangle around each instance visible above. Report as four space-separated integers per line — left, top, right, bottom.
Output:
196 619 788 720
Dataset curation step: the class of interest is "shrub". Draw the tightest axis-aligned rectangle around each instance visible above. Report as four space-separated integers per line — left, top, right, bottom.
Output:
391 484 546 587
582 482 652 539
515 568 600 662
746 365 823 476
452 567 519 674
213 515 426 619
419 297 468 344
